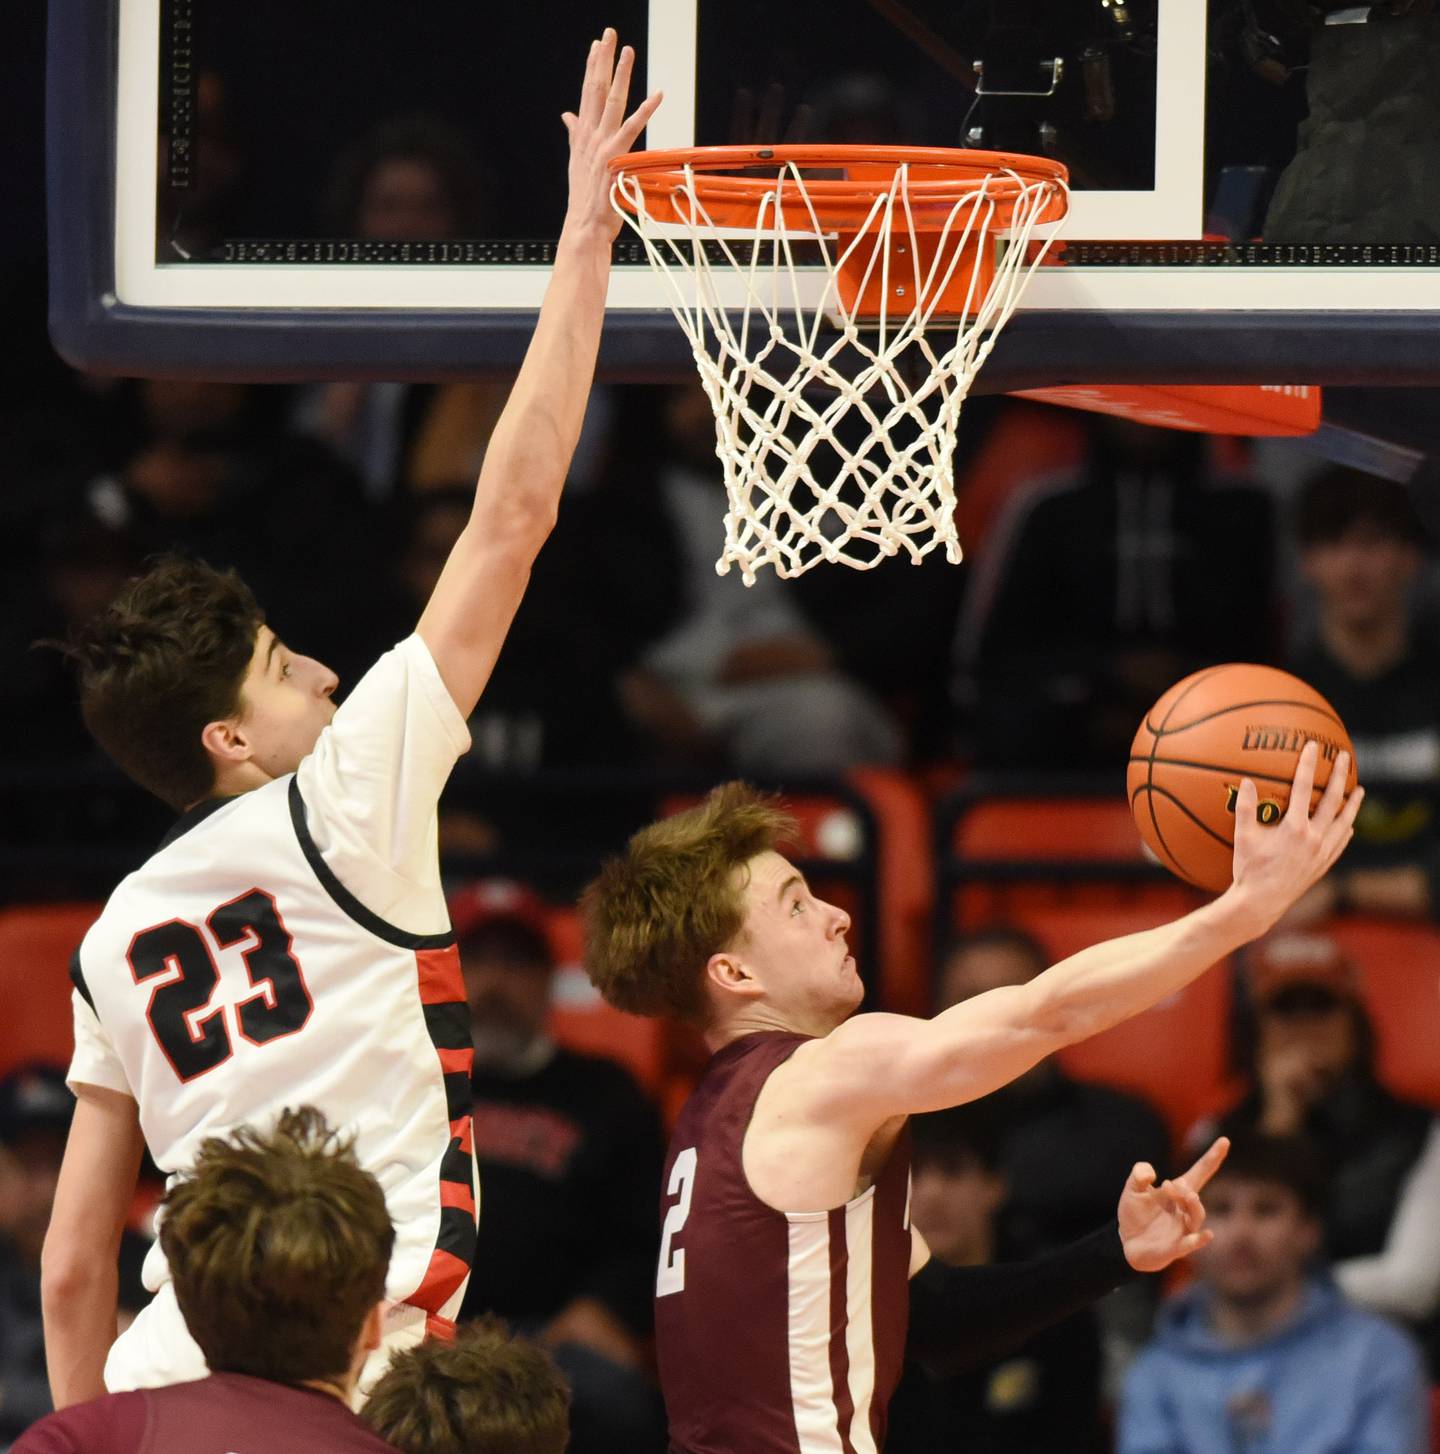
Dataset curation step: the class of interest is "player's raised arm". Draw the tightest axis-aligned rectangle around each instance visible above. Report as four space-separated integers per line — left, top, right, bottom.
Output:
811 743 1363 1122
417 29 661 717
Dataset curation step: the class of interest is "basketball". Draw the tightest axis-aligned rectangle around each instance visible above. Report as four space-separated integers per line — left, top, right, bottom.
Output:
1128 664 1357 893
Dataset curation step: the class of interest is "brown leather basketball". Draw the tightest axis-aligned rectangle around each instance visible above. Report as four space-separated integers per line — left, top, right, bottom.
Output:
1127 664 1357 893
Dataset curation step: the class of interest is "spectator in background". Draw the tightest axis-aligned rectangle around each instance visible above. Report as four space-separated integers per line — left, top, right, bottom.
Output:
939 928 1173 1380
386 489 658 865
1189 932 1440 1368
955 420 1276 770
887 1104 1105 1454
620 383 904 775
1118 1131 1427 1454
1283 466 1440 923
0 516 141 766
451 882 666 1454
79 378 387 686
306 116 623 508
14 1108 399 1453
939 928 1172 1245
362 1318 570 1454
0 1068 78 1447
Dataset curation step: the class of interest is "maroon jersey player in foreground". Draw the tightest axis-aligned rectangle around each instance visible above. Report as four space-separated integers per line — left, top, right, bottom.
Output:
582 745 1361 1454
14 1109 399 1454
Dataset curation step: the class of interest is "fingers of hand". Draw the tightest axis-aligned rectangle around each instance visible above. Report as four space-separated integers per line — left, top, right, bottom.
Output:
1179 1229 1214 1258
580 31 617 127
1182 1135 1230 1192
1236 777 1258 820
618 91 664 150
603 45 636 129
1316 750 1350 824
1284 740 1320 823
1129 1162 1156 1193
1161 1179 1204 1233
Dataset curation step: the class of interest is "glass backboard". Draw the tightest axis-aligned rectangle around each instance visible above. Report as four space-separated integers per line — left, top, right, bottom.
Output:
47 0 1440 384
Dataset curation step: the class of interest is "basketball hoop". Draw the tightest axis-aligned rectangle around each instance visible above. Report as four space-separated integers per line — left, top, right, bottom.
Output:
610 145 1069 581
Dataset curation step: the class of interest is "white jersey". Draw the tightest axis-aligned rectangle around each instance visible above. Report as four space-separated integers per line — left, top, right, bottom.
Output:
68 634 477 1328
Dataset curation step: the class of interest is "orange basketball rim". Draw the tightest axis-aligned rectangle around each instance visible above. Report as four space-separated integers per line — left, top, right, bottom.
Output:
610 144 1069 320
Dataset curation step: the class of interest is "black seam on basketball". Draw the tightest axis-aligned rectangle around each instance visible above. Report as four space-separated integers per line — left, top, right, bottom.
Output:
1146 665 1230 737
1143 783 1235 851
1125 756 1320 790
1130 782 1188 879
1150 697 1346 738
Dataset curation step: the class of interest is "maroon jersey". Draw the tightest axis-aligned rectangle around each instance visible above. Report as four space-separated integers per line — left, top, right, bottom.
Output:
12 1373 399 1453
657 1032 912 1454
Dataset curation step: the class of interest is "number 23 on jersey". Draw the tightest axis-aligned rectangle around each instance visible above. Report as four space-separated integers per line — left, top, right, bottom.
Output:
128 888 314 1084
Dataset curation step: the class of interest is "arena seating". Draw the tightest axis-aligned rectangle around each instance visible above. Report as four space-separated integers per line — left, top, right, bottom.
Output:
0 903 91 1078
1328 917 1440 1108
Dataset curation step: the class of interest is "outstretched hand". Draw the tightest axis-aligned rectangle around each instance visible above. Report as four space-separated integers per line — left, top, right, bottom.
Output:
562 28 662 240
1228 742 1363 932
1117 1136 1229 1273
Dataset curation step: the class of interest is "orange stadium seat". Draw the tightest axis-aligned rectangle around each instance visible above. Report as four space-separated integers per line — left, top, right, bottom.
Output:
1328 917 1440 1109
0 903 98 1078
847 768 934 1016
948 794 1202 968
954 795 1147 864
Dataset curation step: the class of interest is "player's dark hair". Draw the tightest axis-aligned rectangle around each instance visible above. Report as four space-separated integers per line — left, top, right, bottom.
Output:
1207 1130 1326 1218
160 1107 394 1385
581 782 796 1023
362 1317 570 1454
1293 466 1429 550
46 554 263 811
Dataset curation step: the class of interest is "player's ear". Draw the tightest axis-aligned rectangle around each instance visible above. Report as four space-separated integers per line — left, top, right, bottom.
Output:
361 1301 385 1354
200 717 252 767
705 951 761 1000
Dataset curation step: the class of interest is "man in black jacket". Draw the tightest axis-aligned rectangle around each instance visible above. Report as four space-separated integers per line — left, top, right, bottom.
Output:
451 880 666 1454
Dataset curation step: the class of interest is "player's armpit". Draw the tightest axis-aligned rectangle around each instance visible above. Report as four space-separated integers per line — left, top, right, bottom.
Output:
41 1084 145 1409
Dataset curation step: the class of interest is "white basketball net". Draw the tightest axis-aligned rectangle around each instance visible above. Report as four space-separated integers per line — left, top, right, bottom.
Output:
612 159 1066 582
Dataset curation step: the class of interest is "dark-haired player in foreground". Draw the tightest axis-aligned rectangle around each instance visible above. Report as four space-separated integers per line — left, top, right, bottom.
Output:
16 1109 399 1453
582 746 1361 1454
41 31 661 1403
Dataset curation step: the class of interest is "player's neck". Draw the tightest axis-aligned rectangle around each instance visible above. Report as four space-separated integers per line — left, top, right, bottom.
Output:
297 1375 356 1406
706 1004 841 1052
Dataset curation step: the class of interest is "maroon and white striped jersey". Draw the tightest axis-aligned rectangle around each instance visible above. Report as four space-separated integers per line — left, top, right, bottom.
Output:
656 1032 912 1454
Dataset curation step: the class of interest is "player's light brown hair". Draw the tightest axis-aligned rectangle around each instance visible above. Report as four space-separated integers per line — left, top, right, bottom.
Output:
362 1317 571 1454
46 553 263 811
159 1106 394 1385
581 782 795 1022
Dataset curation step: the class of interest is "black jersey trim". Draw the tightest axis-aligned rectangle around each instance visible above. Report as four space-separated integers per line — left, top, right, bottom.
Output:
423 1001 474 1052
437 1203 478 1263
287 779 455 950
68 948 96 1012
158 796 236 852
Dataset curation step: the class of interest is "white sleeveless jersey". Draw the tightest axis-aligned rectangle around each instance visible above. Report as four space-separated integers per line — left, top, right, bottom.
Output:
68 635 477 1325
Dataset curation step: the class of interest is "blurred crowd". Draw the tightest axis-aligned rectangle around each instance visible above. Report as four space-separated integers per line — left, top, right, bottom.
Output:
6 29 1440 1450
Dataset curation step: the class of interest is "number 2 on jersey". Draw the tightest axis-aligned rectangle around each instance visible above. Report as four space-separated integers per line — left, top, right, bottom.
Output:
656 1146 697 1296
128 889 314 1083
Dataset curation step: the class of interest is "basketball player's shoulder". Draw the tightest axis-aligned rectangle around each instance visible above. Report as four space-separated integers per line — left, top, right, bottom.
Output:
756 1017 905 1114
